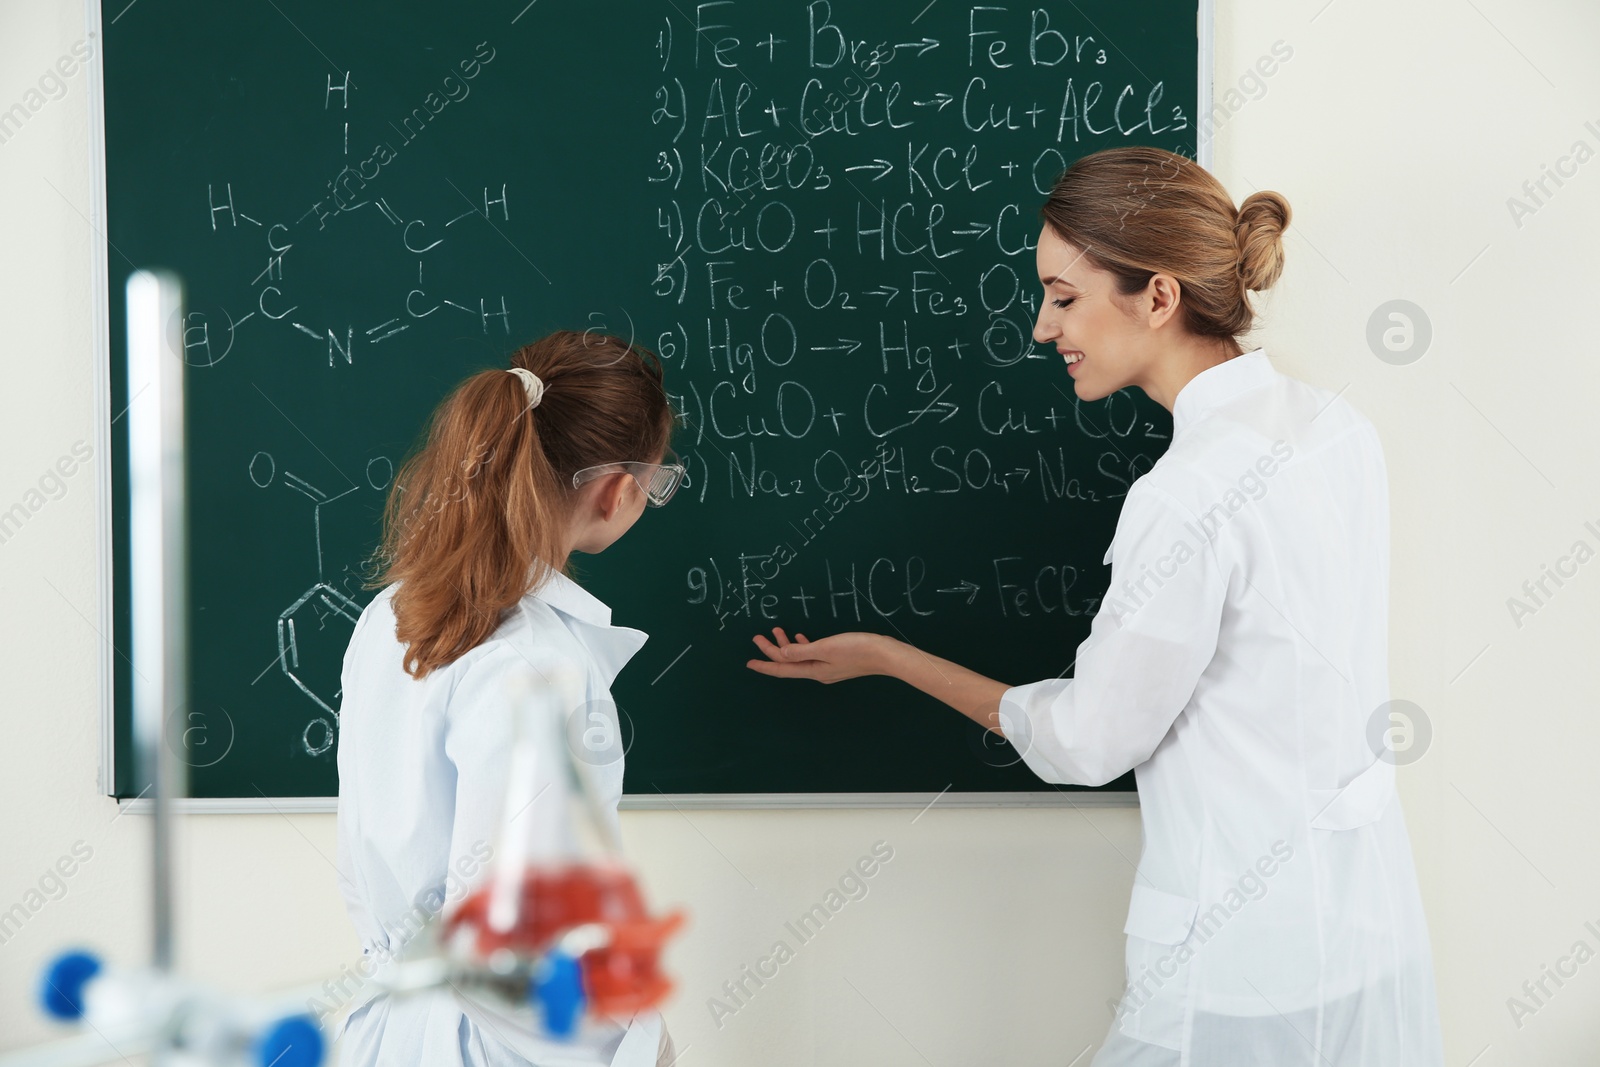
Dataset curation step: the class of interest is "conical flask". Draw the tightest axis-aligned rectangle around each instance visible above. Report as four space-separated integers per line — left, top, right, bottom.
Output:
442 661 683 1038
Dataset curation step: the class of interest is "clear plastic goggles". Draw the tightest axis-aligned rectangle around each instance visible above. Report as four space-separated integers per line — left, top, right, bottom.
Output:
571 452 686 507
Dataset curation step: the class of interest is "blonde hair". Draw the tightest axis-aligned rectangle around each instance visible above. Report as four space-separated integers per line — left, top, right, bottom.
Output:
368 330 675 678
1039 146 1291 341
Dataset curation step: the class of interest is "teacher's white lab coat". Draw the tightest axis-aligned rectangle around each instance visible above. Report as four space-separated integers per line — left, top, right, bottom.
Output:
999 348 1444 1066
333 570 665 1067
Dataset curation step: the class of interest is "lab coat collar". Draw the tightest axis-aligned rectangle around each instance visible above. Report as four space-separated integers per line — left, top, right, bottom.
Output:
526 565 650 687
526 566 614 627
1171 347 1274 438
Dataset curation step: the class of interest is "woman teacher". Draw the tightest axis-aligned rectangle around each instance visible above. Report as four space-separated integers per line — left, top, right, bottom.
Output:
746 146 1445 1066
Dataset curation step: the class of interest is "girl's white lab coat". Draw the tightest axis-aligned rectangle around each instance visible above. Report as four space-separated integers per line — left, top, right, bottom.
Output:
333 571 664 1066
999 349 1444 1066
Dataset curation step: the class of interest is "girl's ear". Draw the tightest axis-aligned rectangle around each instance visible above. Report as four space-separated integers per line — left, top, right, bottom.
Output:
595 471 633 522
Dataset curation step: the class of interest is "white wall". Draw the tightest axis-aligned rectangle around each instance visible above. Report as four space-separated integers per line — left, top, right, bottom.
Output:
3 0 1598 1063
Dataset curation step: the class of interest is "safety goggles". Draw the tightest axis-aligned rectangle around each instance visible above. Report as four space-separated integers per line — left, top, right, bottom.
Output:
571 452 686 507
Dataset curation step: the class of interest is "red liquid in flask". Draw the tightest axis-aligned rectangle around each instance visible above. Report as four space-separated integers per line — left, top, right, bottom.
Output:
447 863 684 1018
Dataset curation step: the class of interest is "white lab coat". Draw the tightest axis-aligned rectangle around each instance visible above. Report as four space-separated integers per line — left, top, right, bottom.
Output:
999 348 1444 1066
333 569 665 1066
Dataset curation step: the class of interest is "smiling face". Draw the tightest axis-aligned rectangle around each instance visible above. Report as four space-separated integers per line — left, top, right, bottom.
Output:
1032 224 1168 402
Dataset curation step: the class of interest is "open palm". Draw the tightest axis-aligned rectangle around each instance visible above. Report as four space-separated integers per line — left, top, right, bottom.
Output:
745 627 889 684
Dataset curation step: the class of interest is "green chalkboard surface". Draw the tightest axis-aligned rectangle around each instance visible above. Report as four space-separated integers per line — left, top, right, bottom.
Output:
105 1 1200 799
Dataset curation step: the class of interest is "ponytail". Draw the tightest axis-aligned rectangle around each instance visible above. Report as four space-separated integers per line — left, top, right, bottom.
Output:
369 330 674 678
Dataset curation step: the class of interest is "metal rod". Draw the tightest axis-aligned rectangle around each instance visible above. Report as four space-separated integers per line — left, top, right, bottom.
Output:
126 270 187 973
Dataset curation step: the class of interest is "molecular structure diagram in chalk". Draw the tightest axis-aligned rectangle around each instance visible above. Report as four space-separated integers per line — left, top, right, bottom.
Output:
249 448 393 757
175 69 521 373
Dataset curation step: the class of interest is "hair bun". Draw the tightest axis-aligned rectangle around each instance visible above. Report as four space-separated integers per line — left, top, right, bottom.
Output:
1235 190 1291 293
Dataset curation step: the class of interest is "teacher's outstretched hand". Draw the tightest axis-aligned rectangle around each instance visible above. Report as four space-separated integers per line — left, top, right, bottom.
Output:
745 627 884 684
747 626 1010 731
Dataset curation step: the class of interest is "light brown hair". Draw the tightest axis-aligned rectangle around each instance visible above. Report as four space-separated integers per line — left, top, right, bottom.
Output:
369 330 675 678
1039 146 1291 341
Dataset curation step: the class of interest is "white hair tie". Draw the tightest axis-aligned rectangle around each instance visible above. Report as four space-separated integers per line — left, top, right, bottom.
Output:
507 367 545 410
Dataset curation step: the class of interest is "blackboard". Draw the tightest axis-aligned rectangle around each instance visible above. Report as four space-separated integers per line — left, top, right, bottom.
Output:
103 0 1202 800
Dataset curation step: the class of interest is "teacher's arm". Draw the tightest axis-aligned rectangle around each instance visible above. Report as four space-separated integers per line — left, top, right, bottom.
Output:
747 481 1229 787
